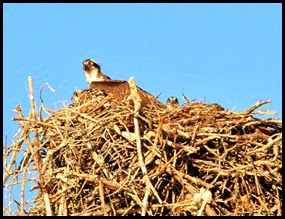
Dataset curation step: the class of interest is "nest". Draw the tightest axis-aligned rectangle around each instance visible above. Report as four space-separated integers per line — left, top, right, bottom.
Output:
3 77 282 216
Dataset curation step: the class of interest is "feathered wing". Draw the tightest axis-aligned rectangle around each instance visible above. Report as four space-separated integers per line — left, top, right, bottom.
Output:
89 80 165 108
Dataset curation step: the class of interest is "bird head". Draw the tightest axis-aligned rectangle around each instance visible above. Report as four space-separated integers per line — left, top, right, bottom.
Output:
167 97 179 105
82 59 101 71
167 96 179 111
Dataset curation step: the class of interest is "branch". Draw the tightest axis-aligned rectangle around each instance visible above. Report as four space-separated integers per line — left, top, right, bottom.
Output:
28 76 53 216
128 77 162 215
239 100 271 115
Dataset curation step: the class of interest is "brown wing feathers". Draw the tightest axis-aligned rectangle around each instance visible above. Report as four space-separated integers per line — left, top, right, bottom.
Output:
89 80 165 108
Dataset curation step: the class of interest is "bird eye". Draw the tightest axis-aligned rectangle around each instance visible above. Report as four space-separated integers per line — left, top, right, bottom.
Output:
89 61 94 65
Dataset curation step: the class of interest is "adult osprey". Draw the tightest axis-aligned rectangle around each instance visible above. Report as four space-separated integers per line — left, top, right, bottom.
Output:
82 59 165 109
83 59 111 82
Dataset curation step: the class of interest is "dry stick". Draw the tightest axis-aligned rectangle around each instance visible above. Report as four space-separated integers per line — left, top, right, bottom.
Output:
142 189 151 216
58 161 68 216
128 77 163 216
239 100 271 115
27 76 53 216
12 117 58 128
3 106 32 184
3 206 12 216
27 77 44 173
39 82 57 119
98 179 108 216
128 77 149 216
58 186 67 216
3 125 30 184
144 120 164 166
20 155 32 215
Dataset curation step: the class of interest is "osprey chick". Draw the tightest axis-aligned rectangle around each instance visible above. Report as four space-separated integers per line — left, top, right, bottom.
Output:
167 96 179 111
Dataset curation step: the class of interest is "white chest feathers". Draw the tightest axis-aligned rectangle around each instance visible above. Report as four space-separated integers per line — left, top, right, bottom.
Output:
85 69 105 83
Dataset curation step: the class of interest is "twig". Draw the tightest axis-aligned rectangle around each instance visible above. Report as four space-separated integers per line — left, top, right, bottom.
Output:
3 124 30 184
239 100 271 115
98 179 108 215
128 77 163 209
28 76 53 216
20 155 32 215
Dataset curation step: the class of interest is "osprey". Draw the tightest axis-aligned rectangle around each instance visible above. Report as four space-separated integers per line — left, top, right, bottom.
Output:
82 59 165 109
83 59 111 82
166 96 179 111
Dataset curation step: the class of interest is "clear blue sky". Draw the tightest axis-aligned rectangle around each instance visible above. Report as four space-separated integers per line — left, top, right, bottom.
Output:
3 3 282 214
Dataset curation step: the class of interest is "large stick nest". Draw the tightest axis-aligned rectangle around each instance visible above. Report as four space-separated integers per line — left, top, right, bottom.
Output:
3 81 282 216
